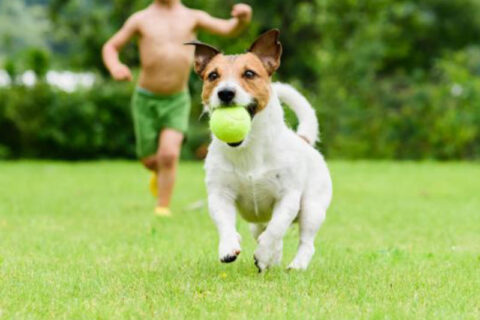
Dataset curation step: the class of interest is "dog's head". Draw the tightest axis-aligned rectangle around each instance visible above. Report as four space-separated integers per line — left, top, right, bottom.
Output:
186 29 282 145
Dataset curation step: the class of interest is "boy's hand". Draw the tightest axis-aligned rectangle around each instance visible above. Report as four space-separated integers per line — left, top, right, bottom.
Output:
196 4 251 36
231 4 252 23
110 63 132 81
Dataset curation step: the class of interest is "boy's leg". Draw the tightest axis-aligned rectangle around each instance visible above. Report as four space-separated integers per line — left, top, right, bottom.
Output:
141 156 157 171
155 128 184 207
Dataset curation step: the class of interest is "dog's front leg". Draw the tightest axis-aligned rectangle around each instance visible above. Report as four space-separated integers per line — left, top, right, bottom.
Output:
254 191 301 272
208 193 241 263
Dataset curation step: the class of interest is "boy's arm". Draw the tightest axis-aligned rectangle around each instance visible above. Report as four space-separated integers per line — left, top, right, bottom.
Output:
195 4 252 37
102 14 139 81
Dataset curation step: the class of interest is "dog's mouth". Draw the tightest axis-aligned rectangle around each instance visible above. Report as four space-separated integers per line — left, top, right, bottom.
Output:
216 100 257 119
212 100 257 148
227 141 243 147
246 100 258 119
226 101 258 148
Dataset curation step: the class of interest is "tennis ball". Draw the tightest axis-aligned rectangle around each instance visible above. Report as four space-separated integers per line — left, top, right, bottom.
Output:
209 106 251 143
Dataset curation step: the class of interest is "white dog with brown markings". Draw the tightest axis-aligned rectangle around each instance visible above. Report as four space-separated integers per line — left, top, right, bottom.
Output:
187 29 332 272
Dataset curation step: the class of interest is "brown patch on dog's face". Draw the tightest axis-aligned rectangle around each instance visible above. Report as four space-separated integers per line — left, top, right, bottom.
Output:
233 53 271 113
200 54 227 105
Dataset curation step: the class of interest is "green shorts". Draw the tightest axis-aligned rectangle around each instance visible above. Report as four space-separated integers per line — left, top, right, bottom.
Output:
131 87 191 158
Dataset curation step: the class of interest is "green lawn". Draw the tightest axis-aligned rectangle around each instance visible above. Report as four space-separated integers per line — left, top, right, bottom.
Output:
0 161 479 319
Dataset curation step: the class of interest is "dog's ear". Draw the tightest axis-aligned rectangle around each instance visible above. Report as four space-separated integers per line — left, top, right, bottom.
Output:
248 29 282 76
185 41 220 77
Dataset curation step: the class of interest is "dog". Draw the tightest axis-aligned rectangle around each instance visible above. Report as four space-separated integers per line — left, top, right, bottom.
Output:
187 29 332 271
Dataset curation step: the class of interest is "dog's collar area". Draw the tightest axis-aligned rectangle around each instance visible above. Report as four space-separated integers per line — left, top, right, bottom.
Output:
227 141 243 147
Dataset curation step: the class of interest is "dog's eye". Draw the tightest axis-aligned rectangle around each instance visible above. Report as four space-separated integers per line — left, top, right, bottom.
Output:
207 71 219 81
243 70 256 79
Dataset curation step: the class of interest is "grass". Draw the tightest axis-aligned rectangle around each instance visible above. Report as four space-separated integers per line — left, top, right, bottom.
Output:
0 160 479 319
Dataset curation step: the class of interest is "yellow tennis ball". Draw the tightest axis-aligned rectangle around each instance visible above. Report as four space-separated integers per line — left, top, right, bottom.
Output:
209 106 251 143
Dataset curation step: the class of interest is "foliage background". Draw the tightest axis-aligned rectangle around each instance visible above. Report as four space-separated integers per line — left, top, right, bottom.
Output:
1 0 480 160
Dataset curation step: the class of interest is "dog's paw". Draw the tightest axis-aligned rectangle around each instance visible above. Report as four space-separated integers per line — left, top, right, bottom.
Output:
219 238 241 263
221 252 240 263
253 235 282 272
287 244 314 270
253 255 265 273
286 257 309 271
271 245 283 266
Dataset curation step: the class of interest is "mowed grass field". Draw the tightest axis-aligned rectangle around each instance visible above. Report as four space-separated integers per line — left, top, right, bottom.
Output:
0 161 479 319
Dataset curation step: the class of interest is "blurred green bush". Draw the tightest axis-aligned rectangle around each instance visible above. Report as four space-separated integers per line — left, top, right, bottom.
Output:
320 46 480 159
0 80 211 160
0 81 133 159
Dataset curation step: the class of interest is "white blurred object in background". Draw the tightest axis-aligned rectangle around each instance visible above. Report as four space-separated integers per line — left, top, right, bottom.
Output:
0 70 10 87
0 70 95 92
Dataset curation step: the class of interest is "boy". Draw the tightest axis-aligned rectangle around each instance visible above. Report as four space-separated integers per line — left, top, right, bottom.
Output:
102 0 252 216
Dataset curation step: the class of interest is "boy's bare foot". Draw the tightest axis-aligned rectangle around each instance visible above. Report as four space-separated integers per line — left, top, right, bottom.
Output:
154 206 171 217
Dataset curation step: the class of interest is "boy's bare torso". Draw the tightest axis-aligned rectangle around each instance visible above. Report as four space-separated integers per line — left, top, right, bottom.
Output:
103 1 251 94
136 5 196 94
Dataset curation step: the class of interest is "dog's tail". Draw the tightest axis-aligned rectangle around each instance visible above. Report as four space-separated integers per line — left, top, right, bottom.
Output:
272 82 319 145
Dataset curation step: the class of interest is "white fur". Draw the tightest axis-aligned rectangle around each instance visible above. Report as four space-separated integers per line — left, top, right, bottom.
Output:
205 82 332 271
273 83 319 144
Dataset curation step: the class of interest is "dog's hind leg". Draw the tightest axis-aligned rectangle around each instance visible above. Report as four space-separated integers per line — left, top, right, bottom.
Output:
287 200 326 270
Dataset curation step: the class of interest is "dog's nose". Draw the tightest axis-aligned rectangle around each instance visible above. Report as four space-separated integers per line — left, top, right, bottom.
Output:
218 88 236 104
